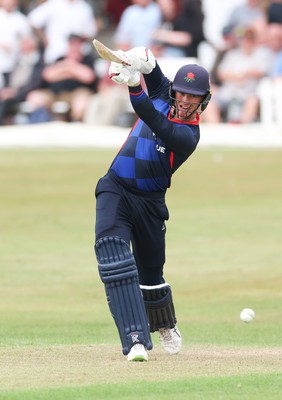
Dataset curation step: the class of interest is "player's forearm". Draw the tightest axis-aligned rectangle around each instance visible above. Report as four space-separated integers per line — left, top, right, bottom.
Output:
143 62 165 95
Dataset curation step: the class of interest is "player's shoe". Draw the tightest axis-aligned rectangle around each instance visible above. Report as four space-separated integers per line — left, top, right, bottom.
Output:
158 326 182 354
127 344 149 362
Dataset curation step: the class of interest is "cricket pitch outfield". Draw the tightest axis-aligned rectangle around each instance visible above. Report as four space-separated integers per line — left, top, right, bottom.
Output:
0 147 281 399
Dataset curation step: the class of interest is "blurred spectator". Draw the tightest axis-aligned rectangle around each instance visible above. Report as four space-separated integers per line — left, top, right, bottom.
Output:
25 34 97 123
153 0 205 58
0 0 32 86
257 21 282 124
28 0 98 64
209 25 238 87
114 0 162 50
105 0 130 26
264 24 282 85
272 47 282 75
0 35 45 124
223 0 266 43
204 26 274 123
266 23 282 75
225 0 265 29
84 66 134 127
267 0 282 24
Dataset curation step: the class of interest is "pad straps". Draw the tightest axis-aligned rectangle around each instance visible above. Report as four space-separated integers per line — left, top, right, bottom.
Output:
140 283 177 332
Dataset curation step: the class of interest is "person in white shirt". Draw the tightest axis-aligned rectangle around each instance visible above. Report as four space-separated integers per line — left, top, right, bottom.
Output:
204 26 274 123
0 0 32 85
28 0 97 64
114 0 162 50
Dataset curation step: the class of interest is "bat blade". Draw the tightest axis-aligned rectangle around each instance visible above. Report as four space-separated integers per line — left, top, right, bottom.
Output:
92 39 131 66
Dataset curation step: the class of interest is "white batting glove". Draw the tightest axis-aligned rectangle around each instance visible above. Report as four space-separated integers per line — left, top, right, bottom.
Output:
121 47 156 74
109 62 141 86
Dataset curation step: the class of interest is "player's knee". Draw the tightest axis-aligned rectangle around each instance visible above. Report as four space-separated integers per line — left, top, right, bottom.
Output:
95 236 152 354
95 236 137 282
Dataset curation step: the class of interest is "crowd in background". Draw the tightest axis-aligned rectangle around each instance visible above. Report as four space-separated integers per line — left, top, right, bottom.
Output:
0 0 281 126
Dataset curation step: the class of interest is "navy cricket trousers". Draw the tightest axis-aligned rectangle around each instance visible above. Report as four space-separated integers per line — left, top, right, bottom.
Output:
95 173 169 285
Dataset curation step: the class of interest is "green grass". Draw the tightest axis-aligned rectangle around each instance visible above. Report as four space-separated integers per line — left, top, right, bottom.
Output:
1 375 282 400
0 147 281 399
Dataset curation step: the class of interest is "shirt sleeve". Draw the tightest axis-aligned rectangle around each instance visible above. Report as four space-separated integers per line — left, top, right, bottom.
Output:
143 62 167 98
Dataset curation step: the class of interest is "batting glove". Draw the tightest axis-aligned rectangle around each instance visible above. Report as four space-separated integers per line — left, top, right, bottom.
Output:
109 62 141 87
121 47 156 74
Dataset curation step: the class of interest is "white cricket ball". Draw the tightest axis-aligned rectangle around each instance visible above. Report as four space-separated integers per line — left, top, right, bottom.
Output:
240 308 255 323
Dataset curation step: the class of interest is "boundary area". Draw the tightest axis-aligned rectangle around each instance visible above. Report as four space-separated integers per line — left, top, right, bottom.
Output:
0 122 282 149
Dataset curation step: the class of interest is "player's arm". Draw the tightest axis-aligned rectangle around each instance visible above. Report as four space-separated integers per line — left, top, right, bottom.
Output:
143 62 166 97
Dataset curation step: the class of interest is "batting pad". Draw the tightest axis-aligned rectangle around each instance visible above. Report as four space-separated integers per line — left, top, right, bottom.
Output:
140 283 177 332
95 236 152 355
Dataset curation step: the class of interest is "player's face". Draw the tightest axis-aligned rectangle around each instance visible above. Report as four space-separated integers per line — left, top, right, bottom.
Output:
174 92 204 121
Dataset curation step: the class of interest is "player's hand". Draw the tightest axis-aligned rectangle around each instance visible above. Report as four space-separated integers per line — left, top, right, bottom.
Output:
122 47 156 74
109 62 141 86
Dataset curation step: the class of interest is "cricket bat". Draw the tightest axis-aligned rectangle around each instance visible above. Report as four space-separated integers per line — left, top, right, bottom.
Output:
92 39 131 66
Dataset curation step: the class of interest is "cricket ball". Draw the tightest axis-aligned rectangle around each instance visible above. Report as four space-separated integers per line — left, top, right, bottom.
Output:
240 308 255 323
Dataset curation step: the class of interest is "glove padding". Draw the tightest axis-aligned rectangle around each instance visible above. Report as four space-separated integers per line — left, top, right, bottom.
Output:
122 47 156 74
109 62 141 87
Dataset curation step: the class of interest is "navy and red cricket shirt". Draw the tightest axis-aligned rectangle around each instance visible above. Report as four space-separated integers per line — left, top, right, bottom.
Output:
109 63 200 192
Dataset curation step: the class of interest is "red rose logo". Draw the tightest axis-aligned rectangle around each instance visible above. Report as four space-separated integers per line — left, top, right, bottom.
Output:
184 72 195 83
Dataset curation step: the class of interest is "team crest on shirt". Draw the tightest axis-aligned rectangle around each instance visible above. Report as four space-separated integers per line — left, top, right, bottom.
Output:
184 72 195 83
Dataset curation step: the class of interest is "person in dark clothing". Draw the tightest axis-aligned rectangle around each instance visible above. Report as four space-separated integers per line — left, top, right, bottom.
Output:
25 34 97 122
153 0 205 58
267 1 282 24
0 37 45 125
94 46 211 361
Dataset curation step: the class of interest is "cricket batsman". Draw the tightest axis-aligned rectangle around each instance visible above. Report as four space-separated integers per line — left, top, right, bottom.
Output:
94 47 211 361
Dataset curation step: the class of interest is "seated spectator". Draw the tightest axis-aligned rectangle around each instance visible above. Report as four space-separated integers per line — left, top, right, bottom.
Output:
0 0 32 86
223 0 266 44
204 26 274 124
0 35 45 124
25 34 97 123
267 23 282 75
256 19 282 125
114 0 162 50
153 0 205 58
84 62 135 127
209 25 238 88
272 45 282 76
28 0 98 64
